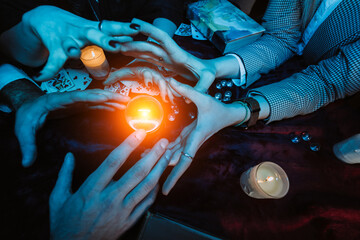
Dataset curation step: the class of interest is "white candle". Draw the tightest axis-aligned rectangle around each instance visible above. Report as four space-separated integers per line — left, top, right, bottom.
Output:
240 162 289 199
125 95 164 133
80 45 109 80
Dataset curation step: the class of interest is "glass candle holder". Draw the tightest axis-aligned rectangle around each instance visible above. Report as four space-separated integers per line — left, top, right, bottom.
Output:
125 95 164 133
80 45 109 80
240 162 290 199
333 133 360 164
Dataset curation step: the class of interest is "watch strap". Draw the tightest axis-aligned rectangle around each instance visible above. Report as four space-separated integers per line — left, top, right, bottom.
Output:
240 97 260 128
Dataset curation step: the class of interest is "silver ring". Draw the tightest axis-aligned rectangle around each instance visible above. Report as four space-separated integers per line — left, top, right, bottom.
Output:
98 20 104 31
181 152 193 160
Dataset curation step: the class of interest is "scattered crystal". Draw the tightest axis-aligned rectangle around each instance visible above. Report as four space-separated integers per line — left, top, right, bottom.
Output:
224 91 232 98
221 80 227 87
168 113 176 121
216 82 222 89
310 143 320 152
226 81 233 88
301 131 312 141
189 112 196 119
215 92 222 100
222 97 231 102
289 132 301 143
171 105 180 114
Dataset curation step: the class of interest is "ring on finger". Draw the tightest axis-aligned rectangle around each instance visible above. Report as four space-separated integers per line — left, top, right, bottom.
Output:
181 152 193 160
98 20 104 31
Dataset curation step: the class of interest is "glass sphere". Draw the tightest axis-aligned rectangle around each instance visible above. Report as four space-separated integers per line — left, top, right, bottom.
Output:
125 95 164 133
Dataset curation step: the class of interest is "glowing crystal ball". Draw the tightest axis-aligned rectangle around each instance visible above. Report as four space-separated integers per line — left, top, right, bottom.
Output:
125 95 164 133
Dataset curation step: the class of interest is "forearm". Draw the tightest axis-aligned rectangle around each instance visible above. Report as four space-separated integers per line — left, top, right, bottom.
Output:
0 79 44 111
249 39 360 123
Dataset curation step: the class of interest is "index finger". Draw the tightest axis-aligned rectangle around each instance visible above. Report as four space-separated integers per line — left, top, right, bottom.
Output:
78 130 146 197
131 18 183 55
100 20 140 36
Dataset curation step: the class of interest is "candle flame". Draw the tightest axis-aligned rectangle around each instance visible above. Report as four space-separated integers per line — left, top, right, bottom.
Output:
266 176 274 182
91 50 96 58
257 176 275 184
138 108 151 118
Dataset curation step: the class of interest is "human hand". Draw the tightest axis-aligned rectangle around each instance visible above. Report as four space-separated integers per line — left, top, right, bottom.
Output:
120 19 217 93
50 130 170 240
161 79 247 195
104 65 179 103
9 6 140 81
15 89 130 167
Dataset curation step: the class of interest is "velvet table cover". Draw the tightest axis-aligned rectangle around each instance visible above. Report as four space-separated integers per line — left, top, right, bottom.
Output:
2 36 360 240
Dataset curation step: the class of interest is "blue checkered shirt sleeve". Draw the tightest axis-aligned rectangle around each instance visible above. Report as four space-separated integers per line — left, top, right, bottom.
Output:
233 0 303 88
249 38 360 123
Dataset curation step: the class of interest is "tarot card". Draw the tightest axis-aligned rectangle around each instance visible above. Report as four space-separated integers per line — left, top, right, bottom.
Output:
45 69 75 93
175 23 192 36
191 23 207 40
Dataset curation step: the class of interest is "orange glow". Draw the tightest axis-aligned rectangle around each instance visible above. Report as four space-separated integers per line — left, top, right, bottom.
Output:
125 95 164 133
80 46 106 67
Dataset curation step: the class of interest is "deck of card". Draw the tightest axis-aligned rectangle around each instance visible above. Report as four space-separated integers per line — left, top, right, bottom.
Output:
41 68 92 93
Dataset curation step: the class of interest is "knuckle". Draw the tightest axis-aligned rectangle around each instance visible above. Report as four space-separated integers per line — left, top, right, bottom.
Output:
133 165 148 180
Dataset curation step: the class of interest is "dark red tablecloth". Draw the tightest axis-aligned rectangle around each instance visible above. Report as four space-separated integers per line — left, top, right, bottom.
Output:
2 36 360 240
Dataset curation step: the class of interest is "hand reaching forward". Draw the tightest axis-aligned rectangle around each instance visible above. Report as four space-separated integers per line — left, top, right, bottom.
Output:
161 79 247 195
50 130 170 240
1 6 140 81
104 65 179 103
15 89 129 167
120 19 217 93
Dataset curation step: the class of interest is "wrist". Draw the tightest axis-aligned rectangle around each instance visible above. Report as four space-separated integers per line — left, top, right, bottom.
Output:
0 79 44 111
228 102 250 126
208 56 241 79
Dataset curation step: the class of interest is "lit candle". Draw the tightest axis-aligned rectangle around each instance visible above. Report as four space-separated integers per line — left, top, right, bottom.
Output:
125 95 164 133
240 162 289 199
80 45 109 80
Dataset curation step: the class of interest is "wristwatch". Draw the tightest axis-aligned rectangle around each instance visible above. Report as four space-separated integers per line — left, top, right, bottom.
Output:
240 97 260 128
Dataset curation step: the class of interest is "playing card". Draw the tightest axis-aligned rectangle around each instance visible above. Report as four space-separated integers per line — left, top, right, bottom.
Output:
129 81 160 96
175 23 192 36
66 68 92 91
44 69 75 93
105 80 159 96
191 24 207 40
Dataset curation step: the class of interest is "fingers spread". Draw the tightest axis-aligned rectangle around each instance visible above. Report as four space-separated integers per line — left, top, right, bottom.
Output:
109 138 168 200
79 130 146 197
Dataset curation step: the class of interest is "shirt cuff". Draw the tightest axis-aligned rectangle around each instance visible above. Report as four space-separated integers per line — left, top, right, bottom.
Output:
226 53 247 87
0 64 37 91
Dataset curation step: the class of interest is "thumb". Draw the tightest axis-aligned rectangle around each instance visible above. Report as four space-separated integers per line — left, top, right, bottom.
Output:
16 124 38 168
168 79 204 106
193 70 215 93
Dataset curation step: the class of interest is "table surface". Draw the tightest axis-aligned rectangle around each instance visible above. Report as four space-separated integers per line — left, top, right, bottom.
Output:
2 36 360 240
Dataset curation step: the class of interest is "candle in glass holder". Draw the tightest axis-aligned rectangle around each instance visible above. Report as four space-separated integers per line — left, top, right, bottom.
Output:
125 95 164 133
80 45 109 80
240 162 289 199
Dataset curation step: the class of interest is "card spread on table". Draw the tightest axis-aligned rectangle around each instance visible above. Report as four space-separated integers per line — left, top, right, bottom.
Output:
104 80 160 96
44 69 74 93
41 68 92 93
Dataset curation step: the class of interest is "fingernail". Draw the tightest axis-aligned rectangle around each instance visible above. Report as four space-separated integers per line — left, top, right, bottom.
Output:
109 40 120 48
160 140 168 149
130 23 140 30
67 47 78 55
134 129 146 141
